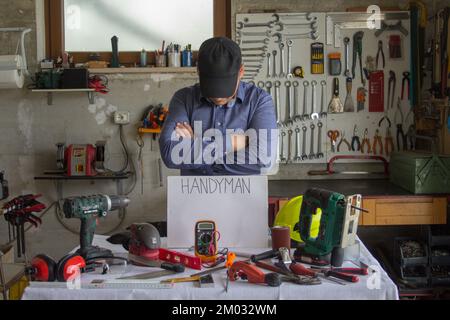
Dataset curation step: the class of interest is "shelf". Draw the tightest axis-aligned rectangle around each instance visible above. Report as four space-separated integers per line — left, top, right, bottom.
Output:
138 128 162 135
31 89 96 106
88 67 197 74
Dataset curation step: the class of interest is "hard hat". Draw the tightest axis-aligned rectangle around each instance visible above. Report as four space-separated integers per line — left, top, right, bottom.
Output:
274 196 321 243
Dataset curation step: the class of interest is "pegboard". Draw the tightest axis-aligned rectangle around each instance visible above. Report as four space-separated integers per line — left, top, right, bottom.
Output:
235 12 413 164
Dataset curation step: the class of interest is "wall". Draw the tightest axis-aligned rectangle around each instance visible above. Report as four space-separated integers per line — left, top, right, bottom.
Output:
0 0 447 258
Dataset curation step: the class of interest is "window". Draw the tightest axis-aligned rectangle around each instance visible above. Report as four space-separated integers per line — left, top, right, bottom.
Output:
64 0 214 52
45 0 231 64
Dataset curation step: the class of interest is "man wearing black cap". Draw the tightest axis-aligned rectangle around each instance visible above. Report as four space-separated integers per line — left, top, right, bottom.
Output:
160 37 277 176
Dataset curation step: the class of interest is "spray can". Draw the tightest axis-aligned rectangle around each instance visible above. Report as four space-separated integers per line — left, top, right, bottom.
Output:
140 49 147 67
182 44 193 67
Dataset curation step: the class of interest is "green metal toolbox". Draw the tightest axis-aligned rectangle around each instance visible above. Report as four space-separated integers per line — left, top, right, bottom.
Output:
390 152 450 194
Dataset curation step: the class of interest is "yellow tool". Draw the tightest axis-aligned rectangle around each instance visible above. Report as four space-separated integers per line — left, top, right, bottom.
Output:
161 275 201 284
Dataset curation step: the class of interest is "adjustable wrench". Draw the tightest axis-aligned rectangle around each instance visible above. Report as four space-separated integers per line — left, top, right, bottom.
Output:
301 126 308 160
279 131 287 163
266 52 271 78
274 81 283 127
316 122 324 159
279 43 286 78
343 37 351 77
293 81 301 121
272 50 278 77
302 81 310 121
294 127 302 162
285 81 294 126
309 124 316 160
310 80 319 120
287 129 293 163
320 80 327 118
286 40 294 78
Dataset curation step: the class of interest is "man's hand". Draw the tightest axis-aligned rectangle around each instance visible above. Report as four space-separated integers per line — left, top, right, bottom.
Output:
175 122 194 139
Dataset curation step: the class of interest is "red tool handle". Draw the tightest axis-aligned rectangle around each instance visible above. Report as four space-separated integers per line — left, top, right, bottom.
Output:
327 271 359 283
230 261 281 287
333 267 368 275
290 263 317 278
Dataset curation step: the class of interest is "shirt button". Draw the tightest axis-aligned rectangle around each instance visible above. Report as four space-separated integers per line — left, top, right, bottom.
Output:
217 122 222 126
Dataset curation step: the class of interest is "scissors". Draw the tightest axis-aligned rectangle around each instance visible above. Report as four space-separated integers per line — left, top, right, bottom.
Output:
327 130 340 153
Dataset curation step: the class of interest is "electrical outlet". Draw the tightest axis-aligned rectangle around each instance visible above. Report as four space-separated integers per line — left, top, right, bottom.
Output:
114 111 130 125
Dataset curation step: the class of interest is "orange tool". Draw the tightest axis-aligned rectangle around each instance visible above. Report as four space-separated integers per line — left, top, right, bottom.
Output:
229 261 281 287
360 129 372 154
327 130 340 153
225 252 236 292
372 129 383 155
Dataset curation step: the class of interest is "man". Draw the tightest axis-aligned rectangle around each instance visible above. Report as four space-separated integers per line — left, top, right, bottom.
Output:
159 37 277 176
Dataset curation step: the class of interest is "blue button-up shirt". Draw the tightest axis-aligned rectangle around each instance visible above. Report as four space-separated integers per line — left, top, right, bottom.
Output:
159 81 277 176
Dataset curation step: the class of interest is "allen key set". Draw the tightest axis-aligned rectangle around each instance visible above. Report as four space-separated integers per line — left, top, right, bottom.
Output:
236 11 413 166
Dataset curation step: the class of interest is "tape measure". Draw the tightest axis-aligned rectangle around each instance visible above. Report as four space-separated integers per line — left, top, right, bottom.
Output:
293 66 304 78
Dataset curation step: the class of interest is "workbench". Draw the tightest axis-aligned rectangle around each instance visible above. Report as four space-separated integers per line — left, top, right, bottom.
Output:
269 179 448 226
21 236 399 300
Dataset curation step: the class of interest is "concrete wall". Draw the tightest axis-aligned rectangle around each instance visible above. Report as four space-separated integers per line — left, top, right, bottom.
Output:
0 0 446 258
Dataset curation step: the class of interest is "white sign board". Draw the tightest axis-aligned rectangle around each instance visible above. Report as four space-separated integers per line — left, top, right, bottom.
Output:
167 176 269 249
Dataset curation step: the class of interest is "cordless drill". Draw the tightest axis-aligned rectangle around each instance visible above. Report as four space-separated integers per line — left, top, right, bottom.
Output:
63 195 130 261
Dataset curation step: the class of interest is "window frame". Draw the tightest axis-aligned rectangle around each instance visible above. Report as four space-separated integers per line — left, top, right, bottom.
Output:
44 0 231 65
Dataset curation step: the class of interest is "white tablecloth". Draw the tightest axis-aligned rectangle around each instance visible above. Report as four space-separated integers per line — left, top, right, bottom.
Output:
22 236 399 300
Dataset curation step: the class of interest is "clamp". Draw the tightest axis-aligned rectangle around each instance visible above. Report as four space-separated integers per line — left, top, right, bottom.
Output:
337 131 351 152
376 40 385 70
387 70 396 110
385 127 394 156
401 71 410 100
351 125 361 152
352 31 365 86
360 129 372 154
372 129 383 155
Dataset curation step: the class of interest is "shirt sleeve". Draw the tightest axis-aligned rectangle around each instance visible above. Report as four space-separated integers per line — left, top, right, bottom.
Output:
159 90 228 170
215 90 278 175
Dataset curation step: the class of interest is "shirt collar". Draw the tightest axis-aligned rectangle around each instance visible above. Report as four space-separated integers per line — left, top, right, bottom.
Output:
199 81 245 108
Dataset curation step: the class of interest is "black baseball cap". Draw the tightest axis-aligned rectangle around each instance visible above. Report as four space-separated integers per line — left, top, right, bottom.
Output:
198 37 242 98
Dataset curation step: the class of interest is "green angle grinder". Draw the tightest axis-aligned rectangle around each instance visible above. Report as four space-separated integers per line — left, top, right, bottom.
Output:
63 195 130 261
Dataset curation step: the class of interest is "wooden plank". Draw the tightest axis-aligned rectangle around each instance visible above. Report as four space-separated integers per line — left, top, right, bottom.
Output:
361 199 376 225
89 67 197 74
376 216 435 225
376 202 435 217
433 198 448 224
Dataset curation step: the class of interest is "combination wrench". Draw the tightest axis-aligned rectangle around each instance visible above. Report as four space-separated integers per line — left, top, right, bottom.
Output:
238 30 272 37
272 50 278 77
301 81 310 121
316 121 324 159
301 126 308 160
265 81 273 96
287 129 293 163
285 81 294 126
310 80 319 120
294 127 302 162
274 81 283 127
279 131 287 163
286 31 319 40
286 40 294 78
320 80 327 118
292 81 302 121
309 124 316 160
241 46 268 52
272 13 316 22
241 38 270 45
279 43 286 78
266 52 271 78
236 21 276 30
343 37 351 77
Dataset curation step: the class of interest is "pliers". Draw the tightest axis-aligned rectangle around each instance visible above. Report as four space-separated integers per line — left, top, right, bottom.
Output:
352 31 365 86
394 97 407 151
376 40 385 70
361 128 372 154
387 70 396 110
351 125 361 151
385 127 394 156
337 131 352 152
372 129 383 155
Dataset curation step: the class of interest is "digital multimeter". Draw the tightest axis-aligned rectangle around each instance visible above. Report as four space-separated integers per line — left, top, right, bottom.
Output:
194 220 217 263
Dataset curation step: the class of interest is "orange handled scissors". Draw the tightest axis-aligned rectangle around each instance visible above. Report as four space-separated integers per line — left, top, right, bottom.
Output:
327 130 340 152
